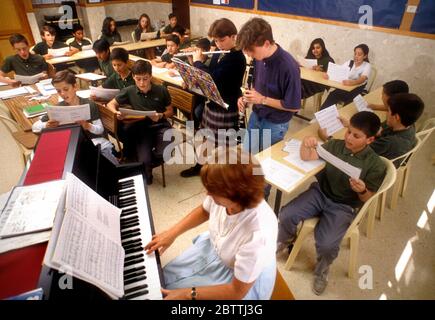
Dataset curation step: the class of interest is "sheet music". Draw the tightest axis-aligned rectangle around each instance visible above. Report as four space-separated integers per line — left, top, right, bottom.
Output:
0 86 36 99
90 86 120 101
315 104 344 136
0 180 66 238
47 104 91 125
140 31 158 41
282 139 325 173
316 144 362 179
353 94 373 112
48 47 70 58
327 62 350 83
301 58 318 69
14 73 46 85
36 80 57 96
119 107 157 118
260 157 305 191
75 73 107 81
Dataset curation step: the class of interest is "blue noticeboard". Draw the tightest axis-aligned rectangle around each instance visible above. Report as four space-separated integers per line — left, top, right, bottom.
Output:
411 0 435 34
190 0 254 10
258 0 408 29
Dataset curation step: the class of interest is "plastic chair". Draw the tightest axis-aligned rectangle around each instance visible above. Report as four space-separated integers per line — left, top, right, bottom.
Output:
131 31 137 43
362 66 377 95
284 157 396 278
65 37 93 46
389 119 434 210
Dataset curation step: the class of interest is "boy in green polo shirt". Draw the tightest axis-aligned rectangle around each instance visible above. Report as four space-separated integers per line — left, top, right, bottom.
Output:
277 111 386 295
0 34 50 86
106 60 174 184
92 39 115 77
102 47 134 90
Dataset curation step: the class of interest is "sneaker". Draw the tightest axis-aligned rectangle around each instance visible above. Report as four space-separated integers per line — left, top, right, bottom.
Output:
180 164 202 178
312 274 328 295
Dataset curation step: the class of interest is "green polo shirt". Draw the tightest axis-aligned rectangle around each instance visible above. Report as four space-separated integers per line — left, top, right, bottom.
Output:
99 59 115 77
1 53 48 76
318 139 386 208
116 83 171 113
370 125 416 168
102 71 134 90
33 41 67 56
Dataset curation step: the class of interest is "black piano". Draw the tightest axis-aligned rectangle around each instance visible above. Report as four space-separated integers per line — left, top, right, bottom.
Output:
33 125 164 300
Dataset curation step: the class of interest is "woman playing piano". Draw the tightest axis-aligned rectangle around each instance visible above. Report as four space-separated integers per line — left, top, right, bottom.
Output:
144 148 278 300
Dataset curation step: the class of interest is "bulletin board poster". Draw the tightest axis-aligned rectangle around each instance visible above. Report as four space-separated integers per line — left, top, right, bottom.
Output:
411 0 435 34
191 0 255 10
258 0 408 29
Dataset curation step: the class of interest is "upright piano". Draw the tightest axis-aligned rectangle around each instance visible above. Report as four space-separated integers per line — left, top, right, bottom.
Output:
1 125 164 300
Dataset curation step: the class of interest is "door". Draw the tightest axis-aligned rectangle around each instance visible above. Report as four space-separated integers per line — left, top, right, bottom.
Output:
172 0 190 29
0 0 34 65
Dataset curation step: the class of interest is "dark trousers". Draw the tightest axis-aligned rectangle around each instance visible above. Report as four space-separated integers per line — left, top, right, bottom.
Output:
119 120 172 178
278 183 356 276
302 79 329 99
320 85 365 110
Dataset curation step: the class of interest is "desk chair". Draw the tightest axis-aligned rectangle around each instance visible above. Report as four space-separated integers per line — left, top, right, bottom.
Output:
96 103 123 159
167 85 195 125
362 66 377 96
65 37 93 46
284 157 396 278
131 31 137 43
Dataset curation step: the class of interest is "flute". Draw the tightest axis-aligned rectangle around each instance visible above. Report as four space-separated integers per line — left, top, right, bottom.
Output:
174 50 230 57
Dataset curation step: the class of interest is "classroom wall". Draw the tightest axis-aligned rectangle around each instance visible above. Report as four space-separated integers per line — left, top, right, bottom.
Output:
190 7 435 118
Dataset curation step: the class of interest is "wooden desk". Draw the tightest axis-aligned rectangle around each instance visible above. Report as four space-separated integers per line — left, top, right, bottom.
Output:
257 87 385 213
300 67 359 92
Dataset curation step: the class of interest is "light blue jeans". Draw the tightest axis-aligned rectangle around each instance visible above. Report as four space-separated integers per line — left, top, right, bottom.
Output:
242 111 289 154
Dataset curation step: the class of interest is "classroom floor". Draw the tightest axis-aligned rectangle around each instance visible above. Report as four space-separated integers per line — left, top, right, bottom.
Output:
1 100 434 300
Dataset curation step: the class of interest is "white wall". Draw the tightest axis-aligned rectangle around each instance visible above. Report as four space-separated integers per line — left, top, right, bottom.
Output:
190 7 435 118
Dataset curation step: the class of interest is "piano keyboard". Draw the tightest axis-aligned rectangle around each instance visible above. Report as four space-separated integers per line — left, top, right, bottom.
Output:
118 175 163 300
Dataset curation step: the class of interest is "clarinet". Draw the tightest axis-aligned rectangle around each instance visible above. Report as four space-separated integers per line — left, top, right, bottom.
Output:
239 60 255 129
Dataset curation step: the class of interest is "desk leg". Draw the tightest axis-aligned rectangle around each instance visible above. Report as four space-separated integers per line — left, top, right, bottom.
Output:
274 189 282 215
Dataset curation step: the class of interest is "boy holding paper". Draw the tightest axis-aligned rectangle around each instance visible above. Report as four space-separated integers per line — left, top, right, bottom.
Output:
32 70 118 164
32 26 78 60
277 111 386 295
106 60 174 184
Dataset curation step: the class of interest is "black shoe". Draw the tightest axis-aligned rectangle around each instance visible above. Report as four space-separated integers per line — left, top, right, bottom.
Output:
180 164 202 178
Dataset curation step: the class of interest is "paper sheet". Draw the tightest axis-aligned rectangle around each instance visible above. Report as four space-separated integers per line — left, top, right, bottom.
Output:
353 94 373 112
48 47 70 57
14 73 46 85
327 62 350 83
77 89 91 99
90 86 120 101
75 73 107 81
315 104 344 136
301 58 318 69
152 66 168 74
282 139 325 173
119 107 157 117
0 86 36 99
140 31 158 41
316 144 362 179
260 157 305 191
0 180 66 238
81 45 93 51
36 81 57 96
47 104 91 125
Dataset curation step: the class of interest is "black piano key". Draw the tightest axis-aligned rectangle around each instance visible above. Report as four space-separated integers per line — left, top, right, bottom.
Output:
124 258 144 267
118 180 134 188
125 246 143 255
121 228 140 238
122 207 137 214
119 189 136 197
124 290 149 300
124 241 143 249
121 216 139 224
119 199 137 208
124 270 146 282
124 265 145 276
125 253 144 262
121 222 140 230
121 210 138 218
124 284 148 295
124 275 147 286
122 231 141 241
122 239 141 247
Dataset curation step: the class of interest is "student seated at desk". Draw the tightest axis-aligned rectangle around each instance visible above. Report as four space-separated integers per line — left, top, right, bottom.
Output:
144 148 278 300
277 111 386 295
368 80 409 112
327 93 424 168
100 17 122 46
0 34 51 87
320 44 371 110
102 48 134 90
92 39 115 77
32 25 78 60
161 13 189 38
69 24 99 73
32 70 118 165
302 38 335 99
133 13 156 59
151 34 184 69
106 60 174 184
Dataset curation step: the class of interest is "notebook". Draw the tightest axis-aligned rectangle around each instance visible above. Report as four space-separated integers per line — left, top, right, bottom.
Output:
23 103 49 118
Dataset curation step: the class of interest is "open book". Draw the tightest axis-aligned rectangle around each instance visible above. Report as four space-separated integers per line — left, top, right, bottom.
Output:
171 57 228 109
43 173 125 299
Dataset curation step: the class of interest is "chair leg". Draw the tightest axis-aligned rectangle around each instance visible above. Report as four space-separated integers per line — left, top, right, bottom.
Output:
348 231 359 279
400 166 411 197
284 225 312 270
378 192 386 221
366 198 377 239
161 163 166 188
389 170 404 210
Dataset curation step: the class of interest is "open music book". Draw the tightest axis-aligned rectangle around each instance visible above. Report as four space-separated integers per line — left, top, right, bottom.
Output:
171 57 228 109
43 173 125 299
